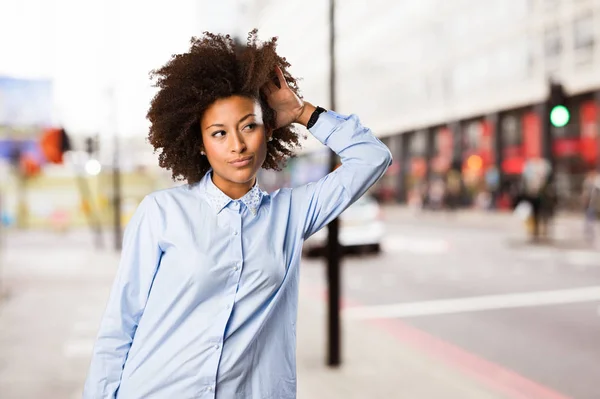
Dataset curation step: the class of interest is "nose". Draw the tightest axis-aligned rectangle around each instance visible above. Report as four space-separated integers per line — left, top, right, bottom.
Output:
229 131 247 153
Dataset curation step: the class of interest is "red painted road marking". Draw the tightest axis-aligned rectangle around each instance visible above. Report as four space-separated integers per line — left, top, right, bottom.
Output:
312 287 572 399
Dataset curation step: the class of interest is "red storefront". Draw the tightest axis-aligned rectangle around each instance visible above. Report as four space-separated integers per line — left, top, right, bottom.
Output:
431 127 453 175
501 109 542 176
579 100 598 167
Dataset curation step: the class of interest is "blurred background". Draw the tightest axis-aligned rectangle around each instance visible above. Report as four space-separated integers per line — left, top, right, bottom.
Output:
1 0 599 398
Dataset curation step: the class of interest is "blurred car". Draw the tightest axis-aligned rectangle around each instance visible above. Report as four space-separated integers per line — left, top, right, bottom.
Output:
304 194 384 257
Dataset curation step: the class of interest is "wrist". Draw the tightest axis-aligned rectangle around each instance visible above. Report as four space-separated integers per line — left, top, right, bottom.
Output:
294 102 316 127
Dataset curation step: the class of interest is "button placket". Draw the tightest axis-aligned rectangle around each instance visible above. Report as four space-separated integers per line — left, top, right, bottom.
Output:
231 215 243 276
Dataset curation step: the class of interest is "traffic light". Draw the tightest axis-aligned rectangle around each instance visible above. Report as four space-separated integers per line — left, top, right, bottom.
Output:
548 82 570 128
40 127 71 164
85 135 99 155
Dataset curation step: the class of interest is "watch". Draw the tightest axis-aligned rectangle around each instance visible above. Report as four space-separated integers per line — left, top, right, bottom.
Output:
306 106 327 129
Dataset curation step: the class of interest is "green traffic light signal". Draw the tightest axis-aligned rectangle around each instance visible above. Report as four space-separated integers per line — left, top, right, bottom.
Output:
550 105 570 127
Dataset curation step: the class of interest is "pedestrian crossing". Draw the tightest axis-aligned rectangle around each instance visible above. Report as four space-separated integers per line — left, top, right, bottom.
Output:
382 234 450 255
343 286 600 319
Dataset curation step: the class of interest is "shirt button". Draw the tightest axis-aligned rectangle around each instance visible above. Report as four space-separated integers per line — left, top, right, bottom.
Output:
233 231 238 236
214 344 220 350
226 304 231 310
233 265 239 272
207 386 214 392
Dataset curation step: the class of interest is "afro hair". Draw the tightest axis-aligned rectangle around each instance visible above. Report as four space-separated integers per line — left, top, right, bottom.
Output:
147 29 304 184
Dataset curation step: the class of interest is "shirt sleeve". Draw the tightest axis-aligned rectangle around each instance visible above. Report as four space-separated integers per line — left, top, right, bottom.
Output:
83 195 163 398
292 111 393 239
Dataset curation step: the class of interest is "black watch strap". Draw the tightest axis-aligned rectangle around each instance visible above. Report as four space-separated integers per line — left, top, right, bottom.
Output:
306 106 327 129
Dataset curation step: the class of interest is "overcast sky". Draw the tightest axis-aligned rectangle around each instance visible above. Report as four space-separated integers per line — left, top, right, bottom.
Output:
0 0 244 137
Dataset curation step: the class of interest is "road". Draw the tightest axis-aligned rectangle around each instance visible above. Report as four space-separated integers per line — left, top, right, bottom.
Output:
1 211 598 399
300 211 600 399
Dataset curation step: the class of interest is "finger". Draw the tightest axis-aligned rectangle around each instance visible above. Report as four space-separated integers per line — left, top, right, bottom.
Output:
261 83 272 96
262 81 277 95
274 65 287 89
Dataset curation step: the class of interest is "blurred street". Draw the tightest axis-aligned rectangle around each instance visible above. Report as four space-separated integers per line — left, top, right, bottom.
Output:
302 206 600 399
3 1 600 398
1 207 598 399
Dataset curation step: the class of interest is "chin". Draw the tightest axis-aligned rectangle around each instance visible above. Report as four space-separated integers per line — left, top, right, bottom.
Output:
225 167 259 184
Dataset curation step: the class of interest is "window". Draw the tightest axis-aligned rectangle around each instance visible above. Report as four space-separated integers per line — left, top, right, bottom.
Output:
409 130 427 156
464 120 482 151
544 25 562 59
502 114 521 146
573 13 594 50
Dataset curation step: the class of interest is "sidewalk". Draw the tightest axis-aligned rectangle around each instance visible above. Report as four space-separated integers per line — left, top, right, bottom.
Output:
0 230 511 399
296 285 510 399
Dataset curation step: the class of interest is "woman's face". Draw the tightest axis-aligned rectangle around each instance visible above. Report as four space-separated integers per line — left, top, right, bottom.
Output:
200 95 270 198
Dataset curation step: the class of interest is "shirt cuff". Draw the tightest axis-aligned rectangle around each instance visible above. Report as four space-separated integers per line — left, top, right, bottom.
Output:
308 110 350 145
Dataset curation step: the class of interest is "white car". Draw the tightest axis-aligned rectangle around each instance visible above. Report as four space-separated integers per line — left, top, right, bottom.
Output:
303 195 384 257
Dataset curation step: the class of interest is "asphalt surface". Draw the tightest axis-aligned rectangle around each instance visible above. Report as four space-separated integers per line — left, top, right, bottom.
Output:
1 212 598 399
300 214 600 399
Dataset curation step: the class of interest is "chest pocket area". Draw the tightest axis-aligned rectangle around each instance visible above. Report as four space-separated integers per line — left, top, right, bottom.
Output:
161 244 221 293
240 233 287 297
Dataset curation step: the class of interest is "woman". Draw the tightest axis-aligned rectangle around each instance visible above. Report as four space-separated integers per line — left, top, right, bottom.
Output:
83 31 391 399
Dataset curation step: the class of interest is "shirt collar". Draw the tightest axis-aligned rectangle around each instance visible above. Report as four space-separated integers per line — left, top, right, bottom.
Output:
201 171 265 216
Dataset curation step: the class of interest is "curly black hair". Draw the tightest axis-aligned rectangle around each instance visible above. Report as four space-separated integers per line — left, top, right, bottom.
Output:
146 30 303 184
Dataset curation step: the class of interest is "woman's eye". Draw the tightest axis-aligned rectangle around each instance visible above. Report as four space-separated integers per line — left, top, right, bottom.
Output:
244 123 257 131
212 130 225 138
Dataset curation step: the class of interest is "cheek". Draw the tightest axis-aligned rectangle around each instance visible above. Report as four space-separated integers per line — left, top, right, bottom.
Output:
203 141 224 160
253 137 268 159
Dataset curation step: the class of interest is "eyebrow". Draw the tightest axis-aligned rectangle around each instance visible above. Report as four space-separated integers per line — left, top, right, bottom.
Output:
205 113 256 130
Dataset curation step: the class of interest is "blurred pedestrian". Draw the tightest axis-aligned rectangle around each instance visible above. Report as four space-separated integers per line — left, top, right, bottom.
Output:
82 31 392 398
445 168 461 210
428 178 445 210
518 159 552 241
512 178 541 240
582 170 600 243
539 178 557 239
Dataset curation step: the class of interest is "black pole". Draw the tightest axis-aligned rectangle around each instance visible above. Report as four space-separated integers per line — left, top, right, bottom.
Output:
326 0 341 367
425 128 434 185
113 132 122 251
489 112 503 200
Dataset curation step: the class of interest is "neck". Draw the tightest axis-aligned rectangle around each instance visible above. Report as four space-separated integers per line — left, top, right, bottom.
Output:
211 173 255 200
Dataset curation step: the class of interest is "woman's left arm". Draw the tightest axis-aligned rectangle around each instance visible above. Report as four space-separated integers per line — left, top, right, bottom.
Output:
263 66 393 239
292 108 392 239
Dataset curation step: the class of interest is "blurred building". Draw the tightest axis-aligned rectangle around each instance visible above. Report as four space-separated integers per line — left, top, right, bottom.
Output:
248 0 600 209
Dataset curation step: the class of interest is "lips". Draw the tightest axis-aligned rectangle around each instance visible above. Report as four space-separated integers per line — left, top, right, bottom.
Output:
228 155 253 167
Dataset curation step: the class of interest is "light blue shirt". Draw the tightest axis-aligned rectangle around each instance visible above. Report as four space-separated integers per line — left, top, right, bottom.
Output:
83 111 392 399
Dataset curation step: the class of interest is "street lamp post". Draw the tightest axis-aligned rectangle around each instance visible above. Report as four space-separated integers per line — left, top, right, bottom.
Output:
326 0 341 367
